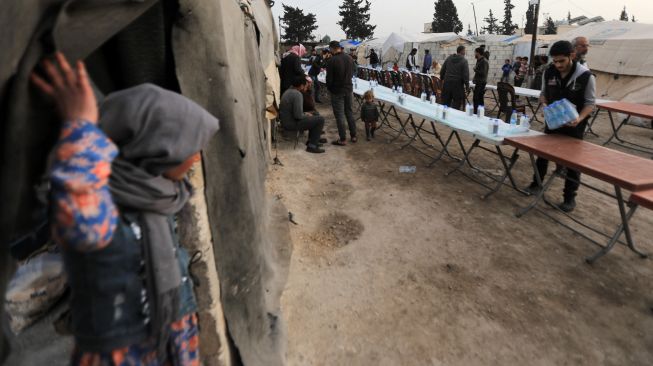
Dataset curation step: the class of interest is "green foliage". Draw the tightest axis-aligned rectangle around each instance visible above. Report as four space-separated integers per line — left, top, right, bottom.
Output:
432 0 463 34
544 17 557 35
525 5 535 35
281 4 318 43
338 0 376 40
501 0 518 35
321 35 331 43
619 6 628 21
483 9 500 35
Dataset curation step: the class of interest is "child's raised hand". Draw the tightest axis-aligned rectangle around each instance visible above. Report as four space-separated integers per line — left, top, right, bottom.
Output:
31 52 98 124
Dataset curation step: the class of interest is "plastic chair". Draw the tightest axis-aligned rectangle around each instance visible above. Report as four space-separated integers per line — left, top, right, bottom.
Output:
430 76 443 103
401 71 413 95
497 82 526 121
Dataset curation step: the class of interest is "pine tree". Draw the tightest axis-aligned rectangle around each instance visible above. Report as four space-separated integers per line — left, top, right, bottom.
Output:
619 6 628 21
432 0 464 34
501 0 518 35
467 24 474 36
544 17 557 35
483 10 500 35
337 0 376 40
567 11 572 23
632 15 636 22
280 4 318 43
525 5 535 35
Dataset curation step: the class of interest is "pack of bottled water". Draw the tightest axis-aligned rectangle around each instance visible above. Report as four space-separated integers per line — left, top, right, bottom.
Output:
543 98 579 130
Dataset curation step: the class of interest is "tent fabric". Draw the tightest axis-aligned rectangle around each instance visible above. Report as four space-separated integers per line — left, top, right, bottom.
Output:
1 1 290 365
561 20 653 77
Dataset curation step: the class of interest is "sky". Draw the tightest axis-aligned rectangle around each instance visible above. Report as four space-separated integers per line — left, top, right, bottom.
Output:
271 0 651 40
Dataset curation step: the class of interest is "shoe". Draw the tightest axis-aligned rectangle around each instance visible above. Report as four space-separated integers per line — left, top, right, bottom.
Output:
351 136 358 143
306 141 323 147
332 140 347 146
524 183 542 196
557 198 576 213
319 138 328 143
366 136 371 141
306 146 326 154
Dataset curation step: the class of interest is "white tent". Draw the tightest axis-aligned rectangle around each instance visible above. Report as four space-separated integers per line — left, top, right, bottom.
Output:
380 32 433 67
356 36 389 65
562 21 653 104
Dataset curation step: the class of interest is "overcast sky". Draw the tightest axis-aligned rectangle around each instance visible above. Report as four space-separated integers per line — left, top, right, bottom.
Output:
271 0 650 40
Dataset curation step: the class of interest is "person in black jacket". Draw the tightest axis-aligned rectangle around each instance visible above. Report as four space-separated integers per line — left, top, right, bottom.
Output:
525 41 596 212
279 44 306 96
472 47 489 114
440 45 470 110
360 90 380 141
365 49 380 68
326 40 357 145
308 48 323 103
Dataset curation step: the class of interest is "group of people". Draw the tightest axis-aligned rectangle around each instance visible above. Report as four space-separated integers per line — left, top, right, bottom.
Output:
278 41 382 153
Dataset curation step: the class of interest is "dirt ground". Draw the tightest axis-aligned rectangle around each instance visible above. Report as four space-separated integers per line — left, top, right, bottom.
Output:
268 96 653 366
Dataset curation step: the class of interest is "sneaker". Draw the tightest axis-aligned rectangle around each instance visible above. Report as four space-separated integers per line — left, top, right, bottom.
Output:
351 136 358 143
319 138 328 143
524 183 542 196
557 198 577 213
332 140 347 146
306 146 325 154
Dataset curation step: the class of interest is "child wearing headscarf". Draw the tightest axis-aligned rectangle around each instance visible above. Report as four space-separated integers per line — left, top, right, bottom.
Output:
31 52 219 366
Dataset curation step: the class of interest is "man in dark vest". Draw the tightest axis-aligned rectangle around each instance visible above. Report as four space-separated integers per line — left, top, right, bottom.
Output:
440 45 470 111
326 40 357 145
472 47 489 114
525 40 596 212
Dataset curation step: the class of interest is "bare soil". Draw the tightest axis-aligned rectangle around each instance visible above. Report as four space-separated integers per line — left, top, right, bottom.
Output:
268 97 653 366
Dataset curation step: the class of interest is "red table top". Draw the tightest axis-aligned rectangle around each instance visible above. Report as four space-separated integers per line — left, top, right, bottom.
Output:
504 134 653 191
596 102 653 120
631 189 653 211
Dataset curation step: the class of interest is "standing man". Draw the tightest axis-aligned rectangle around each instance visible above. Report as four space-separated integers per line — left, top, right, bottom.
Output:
440 45 470 110
422 50 432 74
572 36 590 68
512 56 522 86
326 40 357 145
366 49 380 68
279 77 327 154
472 47 489 114
525 40 596 212
308 49 323 103
406 48 418 71
279 44 306 96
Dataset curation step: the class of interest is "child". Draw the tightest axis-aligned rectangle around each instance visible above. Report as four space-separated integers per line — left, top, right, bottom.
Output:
501 59 511 83
360 90 380 141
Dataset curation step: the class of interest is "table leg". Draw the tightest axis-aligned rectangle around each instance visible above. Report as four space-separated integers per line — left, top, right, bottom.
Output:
526 98 541 123
427 130 458 167
388 112 412 143
603 111 629 146
584 109 601 138
444 136 477 177
516 153 559 218
480 146 524 200
487 90 499 114
400 116 424 149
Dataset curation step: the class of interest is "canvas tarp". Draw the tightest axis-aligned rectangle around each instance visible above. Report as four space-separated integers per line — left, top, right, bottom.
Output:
561 20 653 78
1 1 290 365
380 32 434 67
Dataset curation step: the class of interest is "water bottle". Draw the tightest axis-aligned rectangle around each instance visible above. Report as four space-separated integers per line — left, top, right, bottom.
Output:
487 119 494 134
398 86 403 94
510 111 517 129
465 103 473 116
521 115 531 130
492 119 500 135
429 95 436 104
477 105 485 118
442 105 449 120
393 85 397 93
421 92 427 102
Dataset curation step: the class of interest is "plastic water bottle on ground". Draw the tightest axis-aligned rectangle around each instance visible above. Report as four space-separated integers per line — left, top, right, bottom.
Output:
399 166 417 173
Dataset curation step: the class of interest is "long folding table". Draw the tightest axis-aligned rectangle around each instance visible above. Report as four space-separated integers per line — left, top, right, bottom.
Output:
505 134 653 263
353 78 542 199
584 101 653 155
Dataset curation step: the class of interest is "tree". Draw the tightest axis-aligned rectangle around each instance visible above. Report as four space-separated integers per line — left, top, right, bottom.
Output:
632 15 636 22
501 0 518 35
280 4 318 43
525 5 535 35
432 0 464 34
483 10 500 35
567 11 572 23
467 24 474 36
619 6 628 21
544 16 557 35
321 35 331 43
337 0 376 40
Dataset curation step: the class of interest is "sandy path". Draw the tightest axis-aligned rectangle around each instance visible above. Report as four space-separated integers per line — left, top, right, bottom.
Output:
268 98 653 366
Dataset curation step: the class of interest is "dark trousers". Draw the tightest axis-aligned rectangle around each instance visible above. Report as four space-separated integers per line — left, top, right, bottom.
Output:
473 83 486 114
514 76 524 87
311 75 321 102
532 121 587 201
441 81 465 110
331 92 356 140
284 115 325 147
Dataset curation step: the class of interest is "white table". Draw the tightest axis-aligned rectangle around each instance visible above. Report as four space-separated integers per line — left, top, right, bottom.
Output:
354 78 542 199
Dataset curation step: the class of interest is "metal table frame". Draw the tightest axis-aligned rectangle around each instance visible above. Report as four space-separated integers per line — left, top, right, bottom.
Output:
516 152 649 263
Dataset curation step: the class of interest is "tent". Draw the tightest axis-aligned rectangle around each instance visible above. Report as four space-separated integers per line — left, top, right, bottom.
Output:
380 32 434 68
402 33 475 71
356 36 388 65
510 34 559 58
563 21 653 104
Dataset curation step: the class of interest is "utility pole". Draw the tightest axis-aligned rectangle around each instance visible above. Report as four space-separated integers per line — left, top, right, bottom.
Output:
471 2 479 36
529 0 540 79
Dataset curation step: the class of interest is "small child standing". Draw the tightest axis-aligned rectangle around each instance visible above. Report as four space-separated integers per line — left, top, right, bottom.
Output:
360 90 380 141
501 59 511 83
